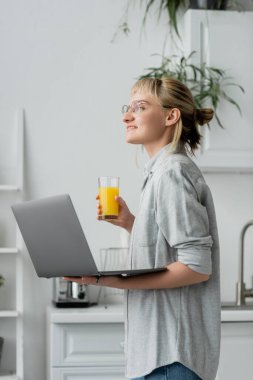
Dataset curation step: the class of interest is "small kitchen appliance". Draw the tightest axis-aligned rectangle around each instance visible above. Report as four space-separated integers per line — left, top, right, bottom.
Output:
53 277 93 308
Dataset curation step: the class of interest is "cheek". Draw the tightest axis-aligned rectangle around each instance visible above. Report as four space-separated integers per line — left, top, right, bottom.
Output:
138 113 164 134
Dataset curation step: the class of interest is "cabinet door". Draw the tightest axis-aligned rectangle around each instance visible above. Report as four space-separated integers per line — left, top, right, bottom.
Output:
215 322 253 380
184 10 253 172
52 366 126 380
52 322 125 367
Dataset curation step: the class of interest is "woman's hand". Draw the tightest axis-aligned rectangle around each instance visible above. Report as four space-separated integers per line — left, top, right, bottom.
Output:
63 276 98 285
96 194 135 233
63 275 123 288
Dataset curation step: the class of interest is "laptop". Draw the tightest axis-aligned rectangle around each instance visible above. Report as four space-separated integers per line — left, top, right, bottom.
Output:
11 194 167 278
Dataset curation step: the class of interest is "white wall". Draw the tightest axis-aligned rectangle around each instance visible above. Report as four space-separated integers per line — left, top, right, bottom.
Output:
205 173 253 300
0 1 253 378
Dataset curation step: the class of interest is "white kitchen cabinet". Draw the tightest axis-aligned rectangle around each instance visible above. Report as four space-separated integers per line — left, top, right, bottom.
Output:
52 323 125 367
47 305 253 380
215 322 253 380
47 305 126 380
183 10 253 172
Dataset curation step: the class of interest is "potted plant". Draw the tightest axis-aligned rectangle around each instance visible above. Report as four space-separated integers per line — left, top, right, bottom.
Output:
111 2 245 130
137 50 245 129
113 0 244 40
190 0 230 10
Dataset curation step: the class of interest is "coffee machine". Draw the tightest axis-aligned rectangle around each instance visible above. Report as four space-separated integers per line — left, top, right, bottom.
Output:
53 277 94 307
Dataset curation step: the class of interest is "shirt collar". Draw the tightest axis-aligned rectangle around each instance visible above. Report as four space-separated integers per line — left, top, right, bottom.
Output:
143 140 187 177
141 141 187 192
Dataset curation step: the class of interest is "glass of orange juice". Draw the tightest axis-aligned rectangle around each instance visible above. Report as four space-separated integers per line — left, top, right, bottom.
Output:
98 176 119 220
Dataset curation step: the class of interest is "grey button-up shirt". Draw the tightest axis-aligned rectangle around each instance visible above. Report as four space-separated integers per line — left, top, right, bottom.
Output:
124 142 221 380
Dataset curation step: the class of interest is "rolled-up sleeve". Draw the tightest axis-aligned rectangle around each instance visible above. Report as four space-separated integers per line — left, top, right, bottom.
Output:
155 166 213 275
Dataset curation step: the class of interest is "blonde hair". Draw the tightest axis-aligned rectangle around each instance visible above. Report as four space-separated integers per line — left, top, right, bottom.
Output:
131 76 214 158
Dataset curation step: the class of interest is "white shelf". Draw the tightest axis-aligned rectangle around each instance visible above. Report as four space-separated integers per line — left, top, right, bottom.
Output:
0 310 19 318
0 109 24 380
0 248 19 255
0 185 19 192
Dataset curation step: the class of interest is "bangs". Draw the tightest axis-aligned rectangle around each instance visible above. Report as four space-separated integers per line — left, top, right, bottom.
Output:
131 78 163 99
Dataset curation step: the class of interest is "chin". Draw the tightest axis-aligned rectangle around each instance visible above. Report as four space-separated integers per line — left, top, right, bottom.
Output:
126 137 142 144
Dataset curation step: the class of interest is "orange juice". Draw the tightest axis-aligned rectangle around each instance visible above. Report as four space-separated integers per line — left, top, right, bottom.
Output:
99 186 119 219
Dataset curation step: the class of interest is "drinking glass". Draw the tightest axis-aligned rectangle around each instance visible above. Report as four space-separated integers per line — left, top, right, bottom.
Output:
98 176 119 220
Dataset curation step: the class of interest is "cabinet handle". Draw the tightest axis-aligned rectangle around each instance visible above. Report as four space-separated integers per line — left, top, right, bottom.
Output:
119 341 125 350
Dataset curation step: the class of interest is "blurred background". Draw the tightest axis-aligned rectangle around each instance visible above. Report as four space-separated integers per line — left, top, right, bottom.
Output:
0 1 253 379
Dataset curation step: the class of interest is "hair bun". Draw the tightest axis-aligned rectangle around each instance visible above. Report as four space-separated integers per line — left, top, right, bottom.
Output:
196 108 214 126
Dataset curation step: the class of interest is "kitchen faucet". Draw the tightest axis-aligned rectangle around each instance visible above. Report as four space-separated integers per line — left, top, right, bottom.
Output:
236 220 253 306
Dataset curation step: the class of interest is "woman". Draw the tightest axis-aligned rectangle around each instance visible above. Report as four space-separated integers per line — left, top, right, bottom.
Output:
65 77 221 380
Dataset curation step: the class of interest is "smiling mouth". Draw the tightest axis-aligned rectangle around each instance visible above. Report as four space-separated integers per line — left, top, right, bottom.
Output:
127 126 138 131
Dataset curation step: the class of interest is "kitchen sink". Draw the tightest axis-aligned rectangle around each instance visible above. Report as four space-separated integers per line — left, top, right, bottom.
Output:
221 302 253 310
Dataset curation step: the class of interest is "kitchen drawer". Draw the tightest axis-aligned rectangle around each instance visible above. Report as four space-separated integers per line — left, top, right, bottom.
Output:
52 366 126 380
52 322 125 367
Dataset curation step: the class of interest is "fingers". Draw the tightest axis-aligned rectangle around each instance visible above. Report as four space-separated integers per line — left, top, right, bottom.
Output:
97 203 102 219
64 276 94 285
96 194 124 223
96 195 102 219
63 276 82 284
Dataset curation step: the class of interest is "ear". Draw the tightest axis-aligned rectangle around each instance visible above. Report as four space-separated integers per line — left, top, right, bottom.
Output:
165 108 181 127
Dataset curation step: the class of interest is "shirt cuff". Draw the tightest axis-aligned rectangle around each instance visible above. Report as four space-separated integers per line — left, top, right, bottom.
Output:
177 247 212 275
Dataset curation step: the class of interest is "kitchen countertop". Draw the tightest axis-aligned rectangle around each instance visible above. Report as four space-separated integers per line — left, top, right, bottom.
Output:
47 303 125 323
47 302 253 323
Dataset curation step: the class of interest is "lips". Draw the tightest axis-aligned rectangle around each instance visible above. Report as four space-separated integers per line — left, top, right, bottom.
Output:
127 126 138 131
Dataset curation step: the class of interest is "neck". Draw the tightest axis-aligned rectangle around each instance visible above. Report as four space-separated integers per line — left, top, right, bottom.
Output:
143 141 172 158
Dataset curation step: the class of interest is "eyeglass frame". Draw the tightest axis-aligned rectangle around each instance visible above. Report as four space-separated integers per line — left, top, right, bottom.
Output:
121 100 171 115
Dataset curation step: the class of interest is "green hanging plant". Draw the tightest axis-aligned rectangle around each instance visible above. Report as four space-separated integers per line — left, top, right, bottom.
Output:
112 0 244 42
141 0 187 39
137 50 245 129
140 0 244 39
111 0 187 41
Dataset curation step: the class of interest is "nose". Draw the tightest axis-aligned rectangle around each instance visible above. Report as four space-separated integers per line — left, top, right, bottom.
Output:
122 110 134 123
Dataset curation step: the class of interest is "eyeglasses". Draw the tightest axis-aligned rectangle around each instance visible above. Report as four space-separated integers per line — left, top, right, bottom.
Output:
121 101 171 115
